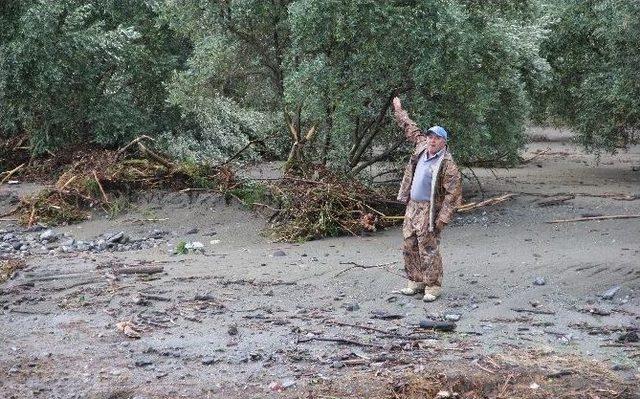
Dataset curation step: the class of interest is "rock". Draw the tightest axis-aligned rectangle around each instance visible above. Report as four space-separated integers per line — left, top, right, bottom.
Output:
436 391 452 398
96 239 107 251
185 241 204 250
371 310 404 320
60 238 75 247
39 230 56 241
533 277 546 286
344 303 360 312
600 285 621 300
147 229 169 240
331 361 345 369
134 359 153 367
185 228 199 235
2 233 15 242
201 357 217 365
107 232 124 244
444 313 461 322
617 331 639 343
281 379 296 389
272 250 286 257
611 364 629 371
228 325 238 336
419 320 456 332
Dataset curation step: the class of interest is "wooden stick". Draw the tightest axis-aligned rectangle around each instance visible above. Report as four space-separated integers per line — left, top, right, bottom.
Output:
334 261 398 277
60 175 77 190
112 265 164 275
521 147 551 163
215 133 278 168
548 214 640 224
457 193 515 213
328 320 392 335
116 135 155 157
93 170 109 204
297 336 378 347
511 307 556 315
0 163 25 185
137 142 174 170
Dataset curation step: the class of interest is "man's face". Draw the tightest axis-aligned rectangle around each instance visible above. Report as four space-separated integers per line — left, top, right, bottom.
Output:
427 134 447 154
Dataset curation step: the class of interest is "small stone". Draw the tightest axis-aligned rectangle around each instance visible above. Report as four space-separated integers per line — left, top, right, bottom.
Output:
600 285 621 300
281 379 296 389
228 325 238 336
533 277 546 286
185 241 204 250
331 361 345 369
201 357 217 365
444 313 461 322
344 303 360 312
39 230 56 241
186 228 199 235
611 364 628 371
617 331 639 343
107 232 124 244
272 250 286 257
134 359 153 367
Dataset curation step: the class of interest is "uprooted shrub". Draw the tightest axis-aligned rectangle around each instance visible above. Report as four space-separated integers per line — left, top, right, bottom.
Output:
257 166 405 242
11 137 241 226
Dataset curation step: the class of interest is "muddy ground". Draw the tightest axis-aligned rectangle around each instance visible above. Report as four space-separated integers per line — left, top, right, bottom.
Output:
1 127 639 398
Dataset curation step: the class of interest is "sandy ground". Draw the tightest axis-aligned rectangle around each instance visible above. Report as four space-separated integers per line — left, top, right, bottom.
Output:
1 127 639 398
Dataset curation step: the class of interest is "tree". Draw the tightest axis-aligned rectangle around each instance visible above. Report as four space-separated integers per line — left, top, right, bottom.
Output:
287 0 549 174
536 0 640 152
0 0 187 154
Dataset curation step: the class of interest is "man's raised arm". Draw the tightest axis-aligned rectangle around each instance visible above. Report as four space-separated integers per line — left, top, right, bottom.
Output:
392 97 425 145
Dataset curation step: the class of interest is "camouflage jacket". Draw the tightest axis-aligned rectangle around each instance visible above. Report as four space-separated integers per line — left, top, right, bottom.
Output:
394 107 463 232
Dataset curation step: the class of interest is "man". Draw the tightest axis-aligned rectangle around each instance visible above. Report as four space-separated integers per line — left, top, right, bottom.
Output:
392 96 462 302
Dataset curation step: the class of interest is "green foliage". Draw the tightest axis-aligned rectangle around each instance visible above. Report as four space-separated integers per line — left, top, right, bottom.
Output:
106 195 129 219
175 240 188 255
225 181 270 207
536 0 640 151
287 0 550 168
163 0 549 172
0 0 188 154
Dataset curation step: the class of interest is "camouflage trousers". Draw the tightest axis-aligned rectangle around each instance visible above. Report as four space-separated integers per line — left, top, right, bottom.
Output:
402 200 443 287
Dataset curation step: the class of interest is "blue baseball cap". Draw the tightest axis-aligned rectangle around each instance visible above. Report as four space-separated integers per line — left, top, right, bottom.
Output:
424 125 448 140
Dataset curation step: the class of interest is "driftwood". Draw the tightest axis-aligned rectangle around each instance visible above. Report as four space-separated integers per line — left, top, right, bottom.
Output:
116 135 155 157
456 193 516 213
112 265 164 275
0 163 25 185
334 260 398 277
537 194 575 207
511 307 556 315
548 214 640 224
297 336 378 347
418 320 456 332
384 193 516 221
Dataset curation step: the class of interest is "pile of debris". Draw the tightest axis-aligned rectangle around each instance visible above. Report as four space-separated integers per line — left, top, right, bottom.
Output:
4 136 239 226
263 167 404 241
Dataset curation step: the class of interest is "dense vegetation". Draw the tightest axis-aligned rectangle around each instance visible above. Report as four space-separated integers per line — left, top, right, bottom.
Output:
1 0 637 174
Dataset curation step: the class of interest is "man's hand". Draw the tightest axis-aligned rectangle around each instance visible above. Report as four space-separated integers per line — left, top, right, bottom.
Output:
392 96 402 113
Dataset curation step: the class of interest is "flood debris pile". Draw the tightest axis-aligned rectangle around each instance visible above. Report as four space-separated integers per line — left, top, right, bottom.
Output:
263 167 404 242
317 352 637 399
6 137 239 226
